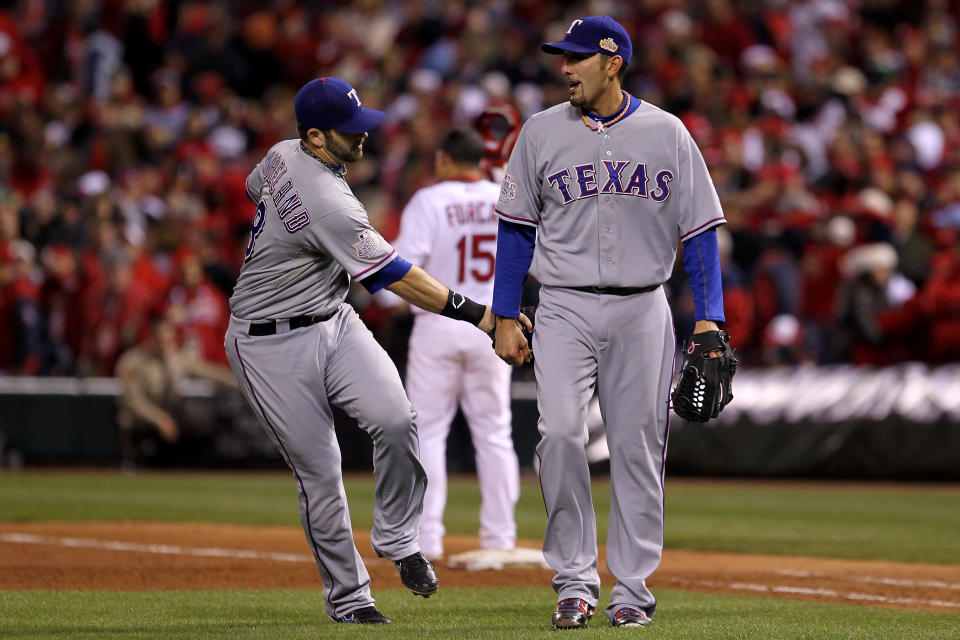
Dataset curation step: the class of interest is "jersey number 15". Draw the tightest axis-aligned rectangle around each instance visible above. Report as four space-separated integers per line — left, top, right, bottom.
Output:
456 234 496 283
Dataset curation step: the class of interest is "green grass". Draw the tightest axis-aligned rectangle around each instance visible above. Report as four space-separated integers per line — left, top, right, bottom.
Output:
1 471 958 563
1 471 958 638
664 479 960 564
0 587 957 640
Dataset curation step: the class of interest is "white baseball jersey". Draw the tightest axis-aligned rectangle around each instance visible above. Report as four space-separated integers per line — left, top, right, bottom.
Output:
230 139 397 320
392 177 518 559
391 178 501 311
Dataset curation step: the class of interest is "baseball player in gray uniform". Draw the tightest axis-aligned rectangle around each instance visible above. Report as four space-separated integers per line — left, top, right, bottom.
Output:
224 77 528 625
492 17 729 629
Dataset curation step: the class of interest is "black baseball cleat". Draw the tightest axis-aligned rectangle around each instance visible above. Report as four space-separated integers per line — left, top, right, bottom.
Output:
611 606 652 628
551 597 596 630
334 606 391 624
393 552 439 597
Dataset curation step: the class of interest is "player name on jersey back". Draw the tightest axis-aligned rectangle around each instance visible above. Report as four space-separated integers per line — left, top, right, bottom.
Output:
444 200 498 226
231 140 397 321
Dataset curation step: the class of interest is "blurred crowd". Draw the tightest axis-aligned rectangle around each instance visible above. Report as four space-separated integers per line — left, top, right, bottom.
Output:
2 0 960 376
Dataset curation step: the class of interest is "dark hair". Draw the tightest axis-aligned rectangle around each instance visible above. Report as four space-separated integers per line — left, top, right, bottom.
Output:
439 127 485 166
618 60 628 82
297 124 330 143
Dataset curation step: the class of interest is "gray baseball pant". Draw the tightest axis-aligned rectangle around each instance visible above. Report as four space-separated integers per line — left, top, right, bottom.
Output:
533 285 674 621
225 305 426 619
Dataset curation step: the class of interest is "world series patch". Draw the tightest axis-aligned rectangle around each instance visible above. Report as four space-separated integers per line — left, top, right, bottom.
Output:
500 174 518 201
354 229 381 259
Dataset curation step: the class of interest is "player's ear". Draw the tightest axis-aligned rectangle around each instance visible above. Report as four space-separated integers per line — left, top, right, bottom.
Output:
606 55 623 80
308 128 326 149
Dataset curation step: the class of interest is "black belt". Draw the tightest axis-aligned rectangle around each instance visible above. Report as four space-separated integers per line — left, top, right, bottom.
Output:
566 284 660 296
248 310 337 336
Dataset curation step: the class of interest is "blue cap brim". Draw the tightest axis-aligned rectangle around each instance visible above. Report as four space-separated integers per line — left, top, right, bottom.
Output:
335 107 386 134
541 40 599 55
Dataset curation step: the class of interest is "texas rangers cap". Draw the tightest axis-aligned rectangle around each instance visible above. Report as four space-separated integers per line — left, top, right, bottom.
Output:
294 77 386 134
541 16 633 65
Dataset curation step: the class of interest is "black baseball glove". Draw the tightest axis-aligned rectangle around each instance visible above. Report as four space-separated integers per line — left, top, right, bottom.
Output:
671 330 738 422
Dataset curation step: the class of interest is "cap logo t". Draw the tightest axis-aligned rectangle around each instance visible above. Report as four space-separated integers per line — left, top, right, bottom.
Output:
599 37 618 53
566 19 583 35
347 88 361 107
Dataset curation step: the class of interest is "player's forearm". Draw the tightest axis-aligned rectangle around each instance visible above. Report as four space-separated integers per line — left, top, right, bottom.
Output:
386 265 451 313
387 264 490 330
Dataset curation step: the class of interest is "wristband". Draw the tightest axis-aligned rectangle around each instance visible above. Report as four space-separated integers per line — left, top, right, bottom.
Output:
439 290 486 326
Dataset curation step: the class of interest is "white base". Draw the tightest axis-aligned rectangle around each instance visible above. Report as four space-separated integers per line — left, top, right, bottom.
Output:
445 547 551 571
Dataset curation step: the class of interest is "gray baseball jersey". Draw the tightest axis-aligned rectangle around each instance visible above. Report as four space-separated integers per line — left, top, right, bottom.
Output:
496 100 725 286
495 97 725 621
225 139 426 620
230 139 398 320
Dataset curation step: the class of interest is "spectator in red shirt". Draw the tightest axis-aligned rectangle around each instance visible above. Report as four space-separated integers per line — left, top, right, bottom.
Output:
162 246 229 365
77 250 154 376
39 243 85 373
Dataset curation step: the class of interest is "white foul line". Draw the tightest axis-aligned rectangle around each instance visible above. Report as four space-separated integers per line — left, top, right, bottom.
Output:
666 577 960 610
4 532 960 610
772 569 960 591
0 532 315 563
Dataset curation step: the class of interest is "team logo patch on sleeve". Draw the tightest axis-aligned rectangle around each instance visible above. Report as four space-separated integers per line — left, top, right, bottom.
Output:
354 229 381 259
500 174 518 202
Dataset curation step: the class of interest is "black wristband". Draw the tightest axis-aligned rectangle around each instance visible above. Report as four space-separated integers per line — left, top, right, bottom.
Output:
439 290 486 326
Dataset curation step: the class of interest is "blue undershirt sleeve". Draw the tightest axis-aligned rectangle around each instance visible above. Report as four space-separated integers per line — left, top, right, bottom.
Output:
682 228 725 323
359 255 413 294
492 220 536 318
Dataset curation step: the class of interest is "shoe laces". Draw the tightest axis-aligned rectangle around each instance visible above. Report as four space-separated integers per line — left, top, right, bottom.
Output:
557 598 584 612
614 606 644 622
398 553 429 570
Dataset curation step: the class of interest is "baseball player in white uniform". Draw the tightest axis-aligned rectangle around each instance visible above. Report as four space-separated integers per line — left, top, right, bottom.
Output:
384 127 519 560
492 17 728 629
224 77 529 625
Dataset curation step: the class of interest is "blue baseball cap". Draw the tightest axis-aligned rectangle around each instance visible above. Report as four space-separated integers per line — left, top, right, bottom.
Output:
541 16 633 65
294 77 386 134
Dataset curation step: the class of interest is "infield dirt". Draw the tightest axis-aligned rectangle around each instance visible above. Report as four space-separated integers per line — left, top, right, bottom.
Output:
1 522 958 613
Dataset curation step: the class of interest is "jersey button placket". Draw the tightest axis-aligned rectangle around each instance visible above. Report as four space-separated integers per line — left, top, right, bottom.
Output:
599 137 618 282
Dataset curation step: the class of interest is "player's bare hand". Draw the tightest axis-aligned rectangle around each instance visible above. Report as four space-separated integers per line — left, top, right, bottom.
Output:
477 306 496 335
517 312 533 334
494 315 532 366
